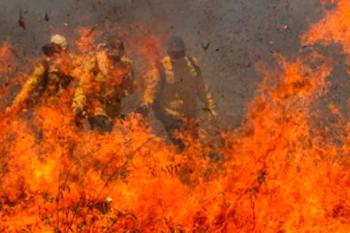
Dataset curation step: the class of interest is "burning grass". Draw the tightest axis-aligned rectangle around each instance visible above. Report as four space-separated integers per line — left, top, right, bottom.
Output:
1 0 350 232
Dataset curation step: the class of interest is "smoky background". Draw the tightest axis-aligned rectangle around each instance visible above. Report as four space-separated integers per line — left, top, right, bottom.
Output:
1 0 346 130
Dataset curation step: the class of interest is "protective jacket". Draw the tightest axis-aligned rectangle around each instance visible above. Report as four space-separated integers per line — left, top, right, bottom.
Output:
9 56 74 112
142 55 216 119
72 52 135 119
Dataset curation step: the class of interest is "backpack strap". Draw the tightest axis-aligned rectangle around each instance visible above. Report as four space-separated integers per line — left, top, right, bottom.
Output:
186 56 201 76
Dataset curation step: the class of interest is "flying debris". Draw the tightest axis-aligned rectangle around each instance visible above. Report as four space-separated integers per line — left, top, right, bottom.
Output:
18 9 26 30
44 12 49 22
201 41 211 51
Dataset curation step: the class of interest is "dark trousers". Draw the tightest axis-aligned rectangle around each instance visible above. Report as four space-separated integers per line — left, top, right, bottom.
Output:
88 115 113 132
154 109 199 150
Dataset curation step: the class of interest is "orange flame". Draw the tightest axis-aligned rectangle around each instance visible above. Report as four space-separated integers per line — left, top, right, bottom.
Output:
1 1 350 232
75 27 100 55
302 0 350 73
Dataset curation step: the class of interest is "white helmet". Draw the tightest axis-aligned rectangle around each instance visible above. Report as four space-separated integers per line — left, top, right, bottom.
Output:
50 34 68 50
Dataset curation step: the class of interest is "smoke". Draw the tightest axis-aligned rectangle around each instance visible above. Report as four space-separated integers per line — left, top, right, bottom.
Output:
0 0 326 126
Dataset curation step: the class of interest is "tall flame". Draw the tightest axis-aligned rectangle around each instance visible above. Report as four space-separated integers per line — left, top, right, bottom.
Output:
0 1 350 232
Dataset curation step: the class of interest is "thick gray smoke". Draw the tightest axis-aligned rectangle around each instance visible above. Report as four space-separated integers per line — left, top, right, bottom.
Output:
1 0 329 127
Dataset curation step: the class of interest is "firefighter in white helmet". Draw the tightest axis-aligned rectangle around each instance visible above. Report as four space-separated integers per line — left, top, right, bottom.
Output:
50 34 68 50
6 34 77 114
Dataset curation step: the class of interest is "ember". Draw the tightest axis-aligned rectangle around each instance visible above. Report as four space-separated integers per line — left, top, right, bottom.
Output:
0 0 350 232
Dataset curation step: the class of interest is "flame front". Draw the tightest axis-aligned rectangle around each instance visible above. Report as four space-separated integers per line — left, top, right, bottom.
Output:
0 1 350 232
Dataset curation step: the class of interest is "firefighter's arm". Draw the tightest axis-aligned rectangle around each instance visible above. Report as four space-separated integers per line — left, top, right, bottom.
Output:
72 57 96 116
142 65 160 107
198 76 217 116
121 61 136 97
6 63 45 114
187 57 217 117
197 76 217 117
72 84 86 116
136 65 160 116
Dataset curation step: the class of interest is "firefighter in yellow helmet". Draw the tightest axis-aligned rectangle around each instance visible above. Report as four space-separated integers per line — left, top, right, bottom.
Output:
6 34 74 114
138 36 216 148
72 39 135 132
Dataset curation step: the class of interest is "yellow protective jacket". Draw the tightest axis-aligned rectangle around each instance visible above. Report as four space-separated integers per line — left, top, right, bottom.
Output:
72 52 135 119
9 56 75 112
142 55 216 119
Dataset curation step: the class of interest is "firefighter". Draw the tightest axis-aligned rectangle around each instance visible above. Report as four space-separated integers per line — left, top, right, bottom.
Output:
138 36 216 149
72 39 135 132
6 34 74 114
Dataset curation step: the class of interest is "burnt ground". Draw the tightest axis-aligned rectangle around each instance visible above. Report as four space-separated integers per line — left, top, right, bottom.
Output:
1 0 348 131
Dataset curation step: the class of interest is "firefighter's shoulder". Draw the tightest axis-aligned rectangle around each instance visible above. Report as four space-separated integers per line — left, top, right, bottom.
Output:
24 61 47 86
155 56 171 70
161 56 171 65
31 60 47 76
